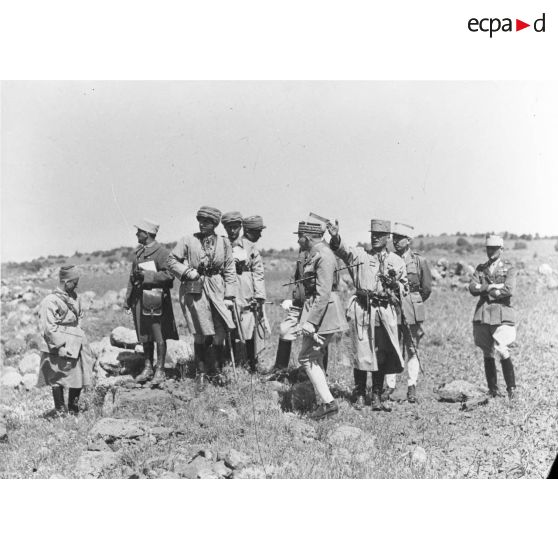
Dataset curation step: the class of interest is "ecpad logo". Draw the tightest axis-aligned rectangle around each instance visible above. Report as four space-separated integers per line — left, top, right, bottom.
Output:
468 13 546 37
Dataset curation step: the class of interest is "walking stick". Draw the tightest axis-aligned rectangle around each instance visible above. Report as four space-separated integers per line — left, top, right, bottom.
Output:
226 329 238 382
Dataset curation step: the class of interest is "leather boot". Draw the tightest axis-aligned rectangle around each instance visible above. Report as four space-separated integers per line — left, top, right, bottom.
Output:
274 339 292 370
323 345 329 373
501 357 516 399
52 385 67 415
407 384 417 403
151 341 167 385
371 372 391 411
352 369 367 410
245 339 257 373
68 388 82 414
136 342 155 382
213 345 227 386
484 357 500 397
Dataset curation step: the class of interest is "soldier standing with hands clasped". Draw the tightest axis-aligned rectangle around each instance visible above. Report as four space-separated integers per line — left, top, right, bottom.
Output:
469 234 517 399
327 218 407 412
384 222 432 403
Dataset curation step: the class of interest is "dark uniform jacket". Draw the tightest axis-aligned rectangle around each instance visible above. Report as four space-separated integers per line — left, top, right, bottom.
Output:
125 241 179 342
400 250 432 325
468 257 516 325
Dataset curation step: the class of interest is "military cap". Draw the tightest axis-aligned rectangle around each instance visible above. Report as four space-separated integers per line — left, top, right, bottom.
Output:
196 206 222 225
221 211 243 224
134 218 159 236
392 222 414 238
59 265 80 282
243 215 266 230
485 234 504 247
369 219 391 233
294 221 325 236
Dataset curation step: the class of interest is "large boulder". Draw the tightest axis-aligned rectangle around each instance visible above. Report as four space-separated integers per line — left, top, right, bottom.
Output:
437 380 485 402
90 337 112 359
1 371 23 388
18 352 40 375
98 346 145 376
166 339 194 368
90 418 147 443
110 327 138 349
22 373 38 390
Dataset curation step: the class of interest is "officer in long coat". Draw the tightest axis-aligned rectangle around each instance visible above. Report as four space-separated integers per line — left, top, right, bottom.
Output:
124 218 178 385
168 206 236 385
295 221 348 420
37 265 93 416
384 222 432 403
327 218 407 411
469 234 517 399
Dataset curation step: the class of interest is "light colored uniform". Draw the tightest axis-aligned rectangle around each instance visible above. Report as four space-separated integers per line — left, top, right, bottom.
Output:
279 250 307 341
168 233 236 344
37 288 93 389
297 241 348 403
386 250 432 388
469 257 516 360
331 239 406 372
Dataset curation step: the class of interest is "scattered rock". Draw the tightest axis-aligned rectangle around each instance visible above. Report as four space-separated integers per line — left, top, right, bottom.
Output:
223 449 250 470
0 422 8 443
332 447 352 463
0 365 18 378
18 352 40 375
213 461 233 479
102 290 119 306
437 380 485 402
327 425 363 445
538 263 553 276
460 396 490 411
4 337 27 357
166 339 194 368
90 337 112 358
110 326 138 349
233 466 267 479
76 451 120 478
25 333 44 351
90 418 146 443
411 446 427 468
546 276 558 290
0 371 23 388
159 471 181 479
22 373 38 391
87 438 113 452
98 346 145 376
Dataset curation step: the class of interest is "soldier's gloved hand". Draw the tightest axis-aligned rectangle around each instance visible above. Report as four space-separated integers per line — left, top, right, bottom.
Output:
133 269 144 282
255 297 265 307
184 269 200 281
281 299 293 311
326 219 339 238
301 321 316 335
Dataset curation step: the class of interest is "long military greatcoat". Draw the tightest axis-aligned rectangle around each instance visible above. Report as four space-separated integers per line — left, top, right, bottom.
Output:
168 233 236 336
468 257 516 325
125 241 179 343
37 287 93 388
299 240 348 335
399 250 432 325
332 239 406 372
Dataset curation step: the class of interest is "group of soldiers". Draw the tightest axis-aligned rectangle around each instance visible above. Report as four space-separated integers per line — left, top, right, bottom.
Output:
36 205 518 420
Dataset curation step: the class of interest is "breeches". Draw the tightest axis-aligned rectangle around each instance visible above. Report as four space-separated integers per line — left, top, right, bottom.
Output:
280 306 302 341
473 323 516 360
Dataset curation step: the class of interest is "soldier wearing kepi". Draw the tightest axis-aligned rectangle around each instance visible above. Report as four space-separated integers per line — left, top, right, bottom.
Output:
327 218 407 411
125 218 179 385
296 221 348 420
469 234 517 399
168 206 236 385
384 222 432 403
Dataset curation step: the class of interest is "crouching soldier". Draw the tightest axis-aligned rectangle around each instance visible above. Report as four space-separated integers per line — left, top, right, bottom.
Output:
295 221 348 420
384 222 432 403
125 218 179 385
327 218 407 411
168 206 236 386
469 235 517 399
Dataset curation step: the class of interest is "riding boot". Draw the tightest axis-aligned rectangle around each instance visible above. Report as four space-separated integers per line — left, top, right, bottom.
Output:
205 344 217 378
68 388 82 415
151 341 167 385
352 369 367 410
371 372 391 411
323 345 329 373
245 339 257 373
273 339 292 370
136 342 155 382
501 357 516 399
484 357 500 397
52 385 67 414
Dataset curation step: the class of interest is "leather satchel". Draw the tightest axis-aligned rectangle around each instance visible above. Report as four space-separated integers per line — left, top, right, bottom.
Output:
142 288 164 317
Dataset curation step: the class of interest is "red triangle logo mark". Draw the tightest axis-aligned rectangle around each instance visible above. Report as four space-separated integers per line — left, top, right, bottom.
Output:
516 19 530 31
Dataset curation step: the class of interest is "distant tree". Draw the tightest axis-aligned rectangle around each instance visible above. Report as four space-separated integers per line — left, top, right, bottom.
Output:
514 241 528 250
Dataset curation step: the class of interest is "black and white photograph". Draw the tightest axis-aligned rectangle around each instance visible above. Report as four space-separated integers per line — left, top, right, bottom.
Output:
1 80 557 479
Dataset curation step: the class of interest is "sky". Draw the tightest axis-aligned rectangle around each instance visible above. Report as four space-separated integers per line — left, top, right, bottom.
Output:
1 80 557 262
